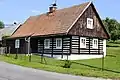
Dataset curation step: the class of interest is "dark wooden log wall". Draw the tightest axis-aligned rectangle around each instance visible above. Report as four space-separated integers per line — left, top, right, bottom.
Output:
6 39 26 54
37 36 71 55
30 38 38 53
68 4 108 39
6 36 103 55
71 36 103 54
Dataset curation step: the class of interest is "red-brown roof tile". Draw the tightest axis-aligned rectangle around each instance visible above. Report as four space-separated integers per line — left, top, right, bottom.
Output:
11 2 90 38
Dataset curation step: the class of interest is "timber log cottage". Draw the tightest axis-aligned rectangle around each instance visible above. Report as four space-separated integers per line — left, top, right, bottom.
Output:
6 2 109 60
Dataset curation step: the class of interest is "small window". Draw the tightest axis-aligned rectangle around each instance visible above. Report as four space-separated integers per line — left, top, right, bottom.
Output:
80 37 86 48
44 39 50 49
87 18 93 29
56 38 62 49
93 39 98 49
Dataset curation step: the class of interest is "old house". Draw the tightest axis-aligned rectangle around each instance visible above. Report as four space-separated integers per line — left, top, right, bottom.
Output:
0 23 21 46
7 2 109 60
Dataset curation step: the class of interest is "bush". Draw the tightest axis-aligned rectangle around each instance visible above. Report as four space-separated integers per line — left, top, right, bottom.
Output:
63 60 72 68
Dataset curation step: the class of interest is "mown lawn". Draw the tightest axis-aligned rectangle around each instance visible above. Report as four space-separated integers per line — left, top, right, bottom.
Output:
0 46 120 79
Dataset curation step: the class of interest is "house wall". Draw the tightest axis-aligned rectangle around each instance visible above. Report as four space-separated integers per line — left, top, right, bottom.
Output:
71 36 103 54
39 36 105 60
37 36 71 58
37 35 105 60
30 38 38 53
6 39 26 54
68 4 108 39
103 39 106 56
6 35 105 60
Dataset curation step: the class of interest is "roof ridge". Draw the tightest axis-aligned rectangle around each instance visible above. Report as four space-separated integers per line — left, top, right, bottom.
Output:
31 2 91 18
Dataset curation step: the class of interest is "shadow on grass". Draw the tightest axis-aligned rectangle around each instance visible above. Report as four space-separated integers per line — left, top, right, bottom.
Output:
106 55 116 57
72 62 120 73
106 45 120 47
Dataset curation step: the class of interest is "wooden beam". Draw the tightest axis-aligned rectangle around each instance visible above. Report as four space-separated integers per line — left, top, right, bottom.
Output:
51 38 53 57
41 38 44 63
61 37 63 58
70 36 72 55
98 38 100 54
42 38 45 56
89 37 90 54
78 36 80 54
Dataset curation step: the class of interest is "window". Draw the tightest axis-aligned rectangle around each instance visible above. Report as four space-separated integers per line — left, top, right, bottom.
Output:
15 39 20 48
44 39 50 49
80 37 86 48
87 18 93 29
56 38 62 49
93 39 98 49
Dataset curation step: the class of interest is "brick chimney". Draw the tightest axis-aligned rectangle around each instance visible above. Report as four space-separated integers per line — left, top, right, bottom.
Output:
49 3 57 13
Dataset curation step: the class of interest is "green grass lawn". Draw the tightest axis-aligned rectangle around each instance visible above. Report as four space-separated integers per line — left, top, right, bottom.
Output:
0 45 120 79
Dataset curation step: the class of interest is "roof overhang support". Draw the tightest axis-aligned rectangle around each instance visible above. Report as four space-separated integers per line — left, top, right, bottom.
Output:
25 33 34 62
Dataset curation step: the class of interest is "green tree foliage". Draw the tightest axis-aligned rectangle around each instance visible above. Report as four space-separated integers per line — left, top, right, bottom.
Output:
0 21 4 29
103 17 120 41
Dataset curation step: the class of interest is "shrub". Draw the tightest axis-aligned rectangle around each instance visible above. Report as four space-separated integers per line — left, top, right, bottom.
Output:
63 60 72 68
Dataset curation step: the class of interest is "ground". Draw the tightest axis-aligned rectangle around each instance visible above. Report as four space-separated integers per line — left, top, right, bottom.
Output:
0 41 120 79
0 61 107 80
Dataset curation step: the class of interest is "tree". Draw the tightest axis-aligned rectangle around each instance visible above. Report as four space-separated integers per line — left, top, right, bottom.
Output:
0 21 4 29
102 17 120 41
111 30 119 42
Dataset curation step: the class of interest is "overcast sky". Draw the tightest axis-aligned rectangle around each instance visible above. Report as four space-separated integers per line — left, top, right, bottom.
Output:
0 0 120 24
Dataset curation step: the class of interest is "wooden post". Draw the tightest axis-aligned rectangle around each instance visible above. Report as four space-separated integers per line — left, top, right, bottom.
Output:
28 37 31 62
68 36 72 60
51 38 53 57
25 37 31 62
41 39 44 63
78 36 80 54
98 39 100 54
8 46 10 56
5 47 7 56
89 37 90 54
9 46 10 54
61 37 63 58
15 48 18 59
15 39 20 59
102 52 104 71
29 47 32 62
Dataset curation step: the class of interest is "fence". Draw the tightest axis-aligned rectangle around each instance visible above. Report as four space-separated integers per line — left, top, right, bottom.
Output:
0 47 7 55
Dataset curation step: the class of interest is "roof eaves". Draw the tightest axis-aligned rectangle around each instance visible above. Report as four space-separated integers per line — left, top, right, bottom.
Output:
11 23 22 35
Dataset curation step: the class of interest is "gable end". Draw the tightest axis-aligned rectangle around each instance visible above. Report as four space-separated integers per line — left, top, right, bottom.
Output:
67 3 110 39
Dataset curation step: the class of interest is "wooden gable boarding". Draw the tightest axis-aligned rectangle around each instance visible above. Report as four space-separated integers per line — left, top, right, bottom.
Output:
68 3 109 39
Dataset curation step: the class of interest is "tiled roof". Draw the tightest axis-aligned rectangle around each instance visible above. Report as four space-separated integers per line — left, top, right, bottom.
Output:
0 24 21 40
11 2 90 38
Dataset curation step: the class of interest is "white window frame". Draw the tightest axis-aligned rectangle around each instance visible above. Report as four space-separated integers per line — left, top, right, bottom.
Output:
15 39 20 48
93 39 98 49
87 18 93 29
56 38 62 49
80 37 86 48
44 39 50 49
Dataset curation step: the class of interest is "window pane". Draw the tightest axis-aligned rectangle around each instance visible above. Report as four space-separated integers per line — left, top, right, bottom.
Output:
93 39 98 49
56 38 62 49
87 18 93 29
80 38 86 48
44 39 50 48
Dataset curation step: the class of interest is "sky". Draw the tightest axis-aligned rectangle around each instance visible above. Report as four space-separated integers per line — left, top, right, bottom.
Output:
0 0 120 24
